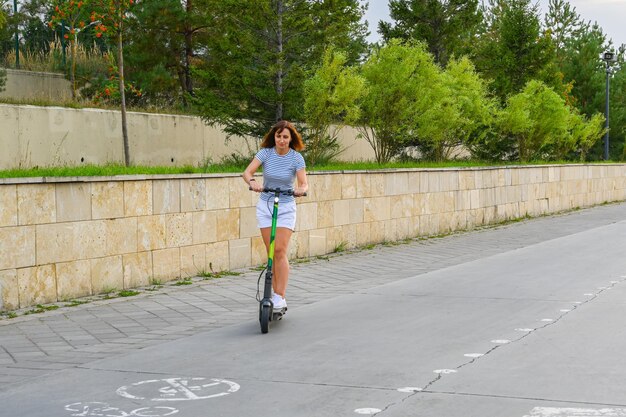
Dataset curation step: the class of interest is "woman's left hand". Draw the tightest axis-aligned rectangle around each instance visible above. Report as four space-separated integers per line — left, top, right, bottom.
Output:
294 187 307 197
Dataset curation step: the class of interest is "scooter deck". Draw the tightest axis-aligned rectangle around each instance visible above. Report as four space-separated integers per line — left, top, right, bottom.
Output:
272 307 287 321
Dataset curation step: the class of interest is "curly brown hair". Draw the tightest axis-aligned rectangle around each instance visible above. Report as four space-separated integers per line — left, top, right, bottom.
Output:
260 120 305 151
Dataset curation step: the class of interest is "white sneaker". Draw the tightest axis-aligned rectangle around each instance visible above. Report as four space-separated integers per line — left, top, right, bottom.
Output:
272 293 287 310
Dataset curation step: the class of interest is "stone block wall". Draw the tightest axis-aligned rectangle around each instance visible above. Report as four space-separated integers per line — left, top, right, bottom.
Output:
1 165 625 311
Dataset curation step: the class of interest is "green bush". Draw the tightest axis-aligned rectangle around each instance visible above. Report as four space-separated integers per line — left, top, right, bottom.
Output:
303 48 366 166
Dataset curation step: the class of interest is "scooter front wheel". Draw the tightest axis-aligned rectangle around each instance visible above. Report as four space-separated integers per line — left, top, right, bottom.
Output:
260 304 271 334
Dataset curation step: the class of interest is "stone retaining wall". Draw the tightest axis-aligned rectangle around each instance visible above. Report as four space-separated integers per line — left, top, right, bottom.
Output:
1 165 625 311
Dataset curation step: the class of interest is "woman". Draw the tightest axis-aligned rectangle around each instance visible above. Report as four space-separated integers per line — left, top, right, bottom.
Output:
243 120 308 310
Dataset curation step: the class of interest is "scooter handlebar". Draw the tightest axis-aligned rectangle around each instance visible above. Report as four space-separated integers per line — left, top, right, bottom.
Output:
248 187 307 197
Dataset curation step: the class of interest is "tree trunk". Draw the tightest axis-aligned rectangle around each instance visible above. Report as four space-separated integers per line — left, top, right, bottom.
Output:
70 38 77 98
183 0 194 99
177 68 187 106
518 137 527 162
117 3 130 167
275 0 284 122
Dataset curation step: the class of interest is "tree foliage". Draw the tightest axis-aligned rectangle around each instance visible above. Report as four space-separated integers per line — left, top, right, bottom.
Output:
194 0 368 141
565 23 611 114
358 40 445 163
0 0 13 57
499 80 604 161
611 51 626 161
379 0 481 66
443 56 497 159
124 0 213 107
49 0 97 97
473 0 558 102
0 1 7 31
1 0 58 62
557 20 626 160
303 47 366 165
544 0 583 64
568 111 605 161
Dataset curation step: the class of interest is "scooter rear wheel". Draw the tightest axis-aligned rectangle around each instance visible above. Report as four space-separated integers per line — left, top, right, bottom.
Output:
260 304 271 334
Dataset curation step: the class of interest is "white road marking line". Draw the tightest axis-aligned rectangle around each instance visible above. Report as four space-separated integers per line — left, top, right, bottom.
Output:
397 387 423 393
524 407 626 416
433 369 457 374
464 353 484 358
491 339 511 344
355 408 382 414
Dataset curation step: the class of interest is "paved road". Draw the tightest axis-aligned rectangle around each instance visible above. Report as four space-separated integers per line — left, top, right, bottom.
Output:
1 202 626 417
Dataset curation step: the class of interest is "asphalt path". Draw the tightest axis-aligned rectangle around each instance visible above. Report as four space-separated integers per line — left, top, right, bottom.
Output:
2 204 626 417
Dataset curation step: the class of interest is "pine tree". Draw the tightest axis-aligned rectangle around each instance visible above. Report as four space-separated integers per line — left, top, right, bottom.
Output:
544 0 583 64
124 0 214 106
379 0 482 66
472 0 557 102
194 0 368 141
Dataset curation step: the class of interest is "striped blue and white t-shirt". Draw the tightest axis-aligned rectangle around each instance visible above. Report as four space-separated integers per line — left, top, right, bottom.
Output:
255 147 306 203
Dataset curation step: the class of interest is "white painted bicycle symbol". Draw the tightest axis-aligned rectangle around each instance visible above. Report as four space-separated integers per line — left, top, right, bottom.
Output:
65 402 178 417
116 377 240 402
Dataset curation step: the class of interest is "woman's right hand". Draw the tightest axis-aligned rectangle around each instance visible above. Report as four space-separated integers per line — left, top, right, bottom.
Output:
249 180 263 192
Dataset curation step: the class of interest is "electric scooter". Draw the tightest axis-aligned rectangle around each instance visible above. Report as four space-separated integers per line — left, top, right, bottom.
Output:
252 187 305 334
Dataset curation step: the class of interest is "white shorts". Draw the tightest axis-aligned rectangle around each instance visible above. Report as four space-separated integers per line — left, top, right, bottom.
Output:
256 198 297 230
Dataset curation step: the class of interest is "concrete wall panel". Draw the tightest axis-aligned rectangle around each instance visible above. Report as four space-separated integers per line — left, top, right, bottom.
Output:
0 69 72 101
0 104 376 170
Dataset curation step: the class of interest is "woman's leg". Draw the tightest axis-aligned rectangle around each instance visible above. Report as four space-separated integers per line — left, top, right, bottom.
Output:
260 227 293 297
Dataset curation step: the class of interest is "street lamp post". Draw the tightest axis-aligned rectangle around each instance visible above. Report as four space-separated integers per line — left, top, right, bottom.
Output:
601 51 617 161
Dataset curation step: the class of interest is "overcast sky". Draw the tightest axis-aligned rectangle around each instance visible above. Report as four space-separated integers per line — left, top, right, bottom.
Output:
364 0 626 49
